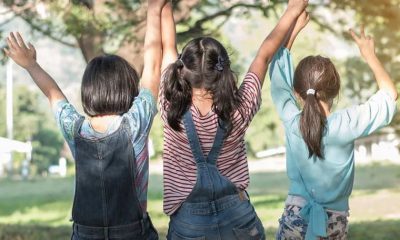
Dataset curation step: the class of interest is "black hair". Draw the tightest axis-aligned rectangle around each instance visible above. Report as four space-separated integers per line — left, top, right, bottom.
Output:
81 55 140 117
294 56 341 158
163 37 242 134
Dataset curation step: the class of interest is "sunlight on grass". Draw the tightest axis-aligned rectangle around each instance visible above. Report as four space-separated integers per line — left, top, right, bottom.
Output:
0 163 399 239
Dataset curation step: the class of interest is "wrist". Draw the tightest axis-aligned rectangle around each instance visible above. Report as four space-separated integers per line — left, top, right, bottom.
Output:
148 3 164 13
285 8 301 19
25 62 39 71
364 53 379 65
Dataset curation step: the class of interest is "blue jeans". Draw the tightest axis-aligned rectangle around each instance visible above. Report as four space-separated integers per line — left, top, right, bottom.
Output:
168 194 265 240
167 110 265 240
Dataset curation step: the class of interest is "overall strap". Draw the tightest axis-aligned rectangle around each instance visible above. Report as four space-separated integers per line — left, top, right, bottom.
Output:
73 117 85 138
183 110 206 164
182 110 227 165
205 119 227 165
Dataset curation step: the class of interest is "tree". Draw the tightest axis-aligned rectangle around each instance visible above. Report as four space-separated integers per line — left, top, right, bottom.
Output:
1 0 399 158
1 0 313 71
0 85 64 175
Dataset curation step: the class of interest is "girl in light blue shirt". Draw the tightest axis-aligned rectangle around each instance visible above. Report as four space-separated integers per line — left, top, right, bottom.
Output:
270 12 398 240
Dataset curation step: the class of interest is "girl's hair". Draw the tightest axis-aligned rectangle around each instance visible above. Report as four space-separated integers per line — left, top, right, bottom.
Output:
163 37 241 134
294 56 341 158
81 55 140 117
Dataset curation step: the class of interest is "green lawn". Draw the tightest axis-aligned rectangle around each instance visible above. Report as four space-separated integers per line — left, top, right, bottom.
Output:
0 163 399 239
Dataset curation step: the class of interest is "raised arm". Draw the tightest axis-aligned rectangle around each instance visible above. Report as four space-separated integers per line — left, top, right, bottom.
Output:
249 0 308 84
350 27 398 100
4 32 66 106
161 1 178 72
284 10 310 50
141 0 165 100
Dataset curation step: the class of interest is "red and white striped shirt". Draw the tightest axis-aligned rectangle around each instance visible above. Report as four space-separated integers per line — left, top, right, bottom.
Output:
159 72 262 215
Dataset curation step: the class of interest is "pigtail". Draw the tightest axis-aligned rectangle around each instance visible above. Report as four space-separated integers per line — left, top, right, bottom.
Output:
212 60 241 134
164 60 192 131
299 92 326 158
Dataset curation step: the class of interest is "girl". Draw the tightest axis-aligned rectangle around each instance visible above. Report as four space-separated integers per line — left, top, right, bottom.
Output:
159 0 308 239
4 0 165 239
270 12 398 240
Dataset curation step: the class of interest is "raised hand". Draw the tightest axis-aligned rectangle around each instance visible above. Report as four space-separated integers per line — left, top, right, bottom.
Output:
349 26 376 61
148 0 167 10
4 32 65 104
350 26 397 100
287 0 309 17
284 10 310 50
4 32 37 69
294 10 310 33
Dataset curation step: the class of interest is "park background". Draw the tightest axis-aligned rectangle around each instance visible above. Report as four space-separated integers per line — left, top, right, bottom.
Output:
0 0 400 239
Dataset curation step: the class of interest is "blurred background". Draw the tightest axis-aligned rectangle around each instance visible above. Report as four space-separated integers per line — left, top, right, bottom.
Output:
0 0 399 239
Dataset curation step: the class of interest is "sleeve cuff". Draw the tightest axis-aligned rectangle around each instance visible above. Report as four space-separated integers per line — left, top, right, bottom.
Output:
138 88 158 115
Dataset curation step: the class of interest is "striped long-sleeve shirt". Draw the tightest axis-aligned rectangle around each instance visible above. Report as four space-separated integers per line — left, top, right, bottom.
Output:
160 72 262 215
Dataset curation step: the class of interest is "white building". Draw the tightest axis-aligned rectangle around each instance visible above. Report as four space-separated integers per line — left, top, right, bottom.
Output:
0 137 32 177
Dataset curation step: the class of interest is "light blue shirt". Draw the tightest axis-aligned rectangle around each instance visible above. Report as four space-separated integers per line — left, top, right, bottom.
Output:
270 47 397 239
53 88 157 211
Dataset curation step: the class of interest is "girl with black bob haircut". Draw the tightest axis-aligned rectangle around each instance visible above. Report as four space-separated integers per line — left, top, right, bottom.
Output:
81 54 140 117
4 0 167 239
159 0 308 239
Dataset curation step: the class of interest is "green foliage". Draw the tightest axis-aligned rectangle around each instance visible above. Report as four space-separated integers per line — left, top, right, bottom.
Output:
0 85 63 175
31 123 64 174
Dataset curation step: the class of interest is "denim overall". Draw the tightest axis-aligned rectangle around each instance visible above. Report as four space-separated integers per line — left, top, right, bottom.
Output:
71 117 158 240
167 111 265 240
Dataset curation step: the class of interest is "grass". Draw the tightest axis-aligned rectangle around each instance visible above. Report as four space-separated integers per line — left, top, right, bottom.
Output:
0 163 399 239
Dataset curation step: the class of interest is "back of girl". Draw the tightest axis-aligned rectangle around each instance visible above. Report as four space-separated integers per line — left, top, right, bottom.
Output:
270 12 398 240
159 0 308 239
4 0 166 239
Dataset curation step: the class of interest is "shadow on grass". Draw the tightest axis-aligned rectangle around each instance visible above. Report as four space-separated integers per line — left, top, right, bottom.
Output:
2 219 400 240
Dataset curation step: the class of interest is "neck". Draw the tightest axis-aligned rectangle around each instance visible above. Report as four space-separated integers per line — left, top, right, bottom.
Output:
89 114 119 133
192 88 213 116
319 100 331 117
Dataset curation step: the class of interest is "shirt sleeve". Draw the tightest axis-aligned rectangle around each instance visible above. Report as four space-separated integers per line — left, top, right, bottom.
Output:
343 90 397 140
236 72 262 125
269 47 300 123
52 100 83 155
124 88 158 145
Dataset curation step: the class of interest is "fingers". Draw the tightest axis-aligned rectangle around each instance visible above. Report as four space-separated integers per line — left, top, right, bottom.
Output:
349 28 360 43
9 32 20 48
16 32 28 49
305 11 310 23
3 48 11 56
28 42 36 51
6 37 16 50
360 25 366 38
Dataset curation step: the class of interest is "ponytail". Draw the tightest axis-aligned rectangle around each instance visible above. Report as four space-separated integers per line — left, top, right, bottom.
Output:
211 62 241 134
299 92 326 158
164 60 192 131
294 55 341 159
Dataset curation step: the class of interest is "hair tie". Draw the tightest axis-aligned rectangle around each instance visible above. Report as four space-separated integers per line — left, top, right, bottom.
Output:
306 89 316 96
215 56 225 72
176 54 184 68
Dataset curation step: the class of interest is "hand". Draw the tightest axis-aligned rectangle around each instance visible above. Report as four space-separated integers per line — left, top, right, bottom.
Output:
148 0 167 10
293 10 310 33
287 0 309 18
4 32 37 69
349 26 376 61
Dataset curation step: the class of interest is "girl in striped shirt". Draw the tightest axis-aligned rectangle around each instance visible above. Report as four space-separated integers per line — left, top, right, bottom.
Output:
159 0 308 239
